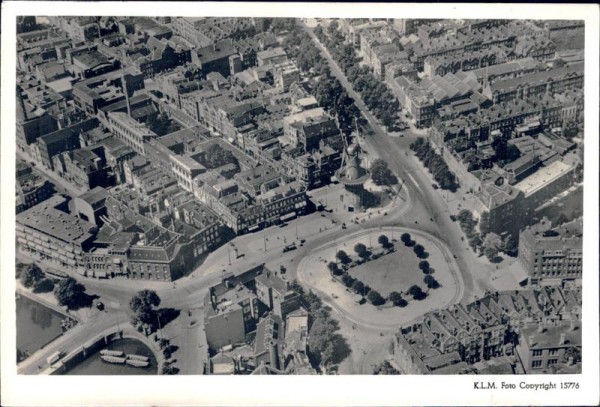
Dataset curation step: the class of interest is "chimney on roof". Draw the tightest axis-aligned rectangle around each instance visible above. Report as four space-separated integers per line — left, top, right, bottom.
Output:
528 335 535 346
569 319 576 331
537 322 544 333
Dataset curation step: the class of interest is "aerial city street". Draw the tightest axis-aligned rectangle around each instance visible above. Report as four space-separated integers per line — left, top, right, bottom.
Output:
15 16 584 376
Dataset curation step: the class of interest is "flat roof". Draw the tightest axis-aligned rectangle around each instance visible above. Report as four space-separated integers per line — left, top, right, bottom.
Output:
17 197 95 245
514 160 573 196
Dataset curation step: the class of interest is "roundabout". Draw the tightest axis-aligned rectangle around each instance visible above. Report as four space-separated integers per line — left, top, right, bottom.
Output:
296 226 464 331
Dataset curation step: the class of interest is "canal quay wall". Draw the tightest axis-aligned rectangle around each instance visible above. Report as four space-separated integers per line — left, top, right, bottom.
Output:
16 287 79 323
47 329 164 375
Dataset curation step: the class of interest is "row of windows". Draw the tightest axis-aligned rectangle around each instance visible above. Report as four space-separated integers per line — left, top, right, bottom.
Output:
531 358 558 369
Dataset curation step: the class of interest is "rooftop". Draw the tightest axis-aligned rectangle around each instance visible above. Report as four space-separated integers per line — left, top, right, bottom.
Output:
17 195 96 244
514 160 573 196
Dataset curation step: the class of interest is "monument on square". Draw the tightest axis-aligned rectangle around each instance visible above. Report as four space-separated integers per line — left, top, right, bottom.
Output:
336 140 371 211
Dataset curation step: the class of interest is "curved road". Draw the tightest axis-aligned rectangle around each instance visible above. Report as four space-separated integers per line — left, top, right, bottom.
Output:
301 23 484 300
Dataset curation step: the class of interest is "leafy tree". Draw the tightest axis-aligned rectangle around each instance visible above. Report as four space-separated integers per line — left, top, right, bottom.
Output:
327 261 338 273
161 363 179 375
20 263 44 288
424 275 439 289
341 273 354 287
33 278 55 293
378 234 390 248
413 244 426 258
389 291 407 307
407 285 426 300
336 250 351 264
484 232 502 251
492 137 520 165
16 262 28 279
418 260 430 274
400 233 411 245
479 211 490 236
370 159 398 186
367 290 385 306
145 112 171 136
373 360 400 374
458 209 478 237
354 243 369 259
159 338 170 349
130 290 161 326
204 144 239 170
502 234 518 257
484 246 499 261
351 280 365 295
469 234 484 252
54 277 86 309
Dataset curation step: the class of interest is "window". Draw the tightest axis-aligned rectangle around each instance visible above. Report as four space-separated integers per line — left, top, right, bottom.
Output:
548 359 558 366
548 348 559 356
532 349 543 357
532 360 542 369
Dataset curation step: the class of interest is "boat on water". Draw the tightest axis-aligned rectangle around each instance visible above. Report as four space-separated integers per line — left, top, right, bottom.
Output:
127 354 149 362
126 359 150 368
100 355 127 364
100 349 124 357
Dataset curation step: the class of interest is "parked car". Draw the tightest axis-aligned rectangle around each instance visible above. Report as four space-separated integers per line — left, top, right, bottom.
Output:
282 244 297 253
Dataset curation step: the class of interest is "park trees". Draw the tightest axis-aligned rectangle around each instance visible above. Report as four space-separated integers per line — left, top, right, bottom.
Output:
20 263 44 288
353 243 369 259
370 159 398 186
410 138 459 192
327 261 341 275
373 360 400 375
424 275 439 289
367 290 385 306
377 234 390 248
482 232 503 261
400 233 412 245
341 273 354 287
479 211 490 236
33 278 55 293
413 244 427 259
336 250 351 264
351 280 365 295
502 234 518 257
419 260 431 274
129 290 161 327
54 277 86 309
457 209 478 238
389 291 407 307
407 285 426 300
302 290 351 369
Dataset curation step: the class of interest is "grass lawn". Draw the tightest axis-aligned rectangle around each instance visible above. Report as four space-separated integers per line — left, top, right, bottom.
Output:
348 242 423 297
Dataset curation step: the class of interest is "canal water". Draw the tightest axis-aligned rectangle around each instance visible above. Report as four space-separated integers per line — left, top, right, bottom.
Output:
16 294 65 358
65 338 158 375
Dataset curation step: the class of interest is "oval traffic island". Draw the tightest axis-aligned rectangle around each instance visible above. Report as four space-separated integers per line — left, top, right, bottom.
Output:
296 227 463 329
